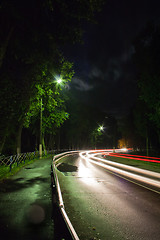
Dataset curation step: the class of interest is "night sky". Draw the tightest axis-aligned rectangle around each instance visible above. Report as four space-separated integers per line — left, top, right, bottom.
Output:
64 0 160 118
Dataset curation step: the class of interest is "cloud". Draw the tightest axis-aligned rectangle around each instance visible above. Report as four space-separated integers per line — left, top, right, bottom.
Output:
72 77 94 91
89 67 103 79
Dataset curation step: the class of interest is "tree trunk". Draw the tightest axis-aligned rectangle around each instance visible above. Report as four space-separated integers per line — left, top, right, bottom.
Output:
0 124 10 153
16 124 23 155
0 134 7 153
0 27 14 68
42 136 46 154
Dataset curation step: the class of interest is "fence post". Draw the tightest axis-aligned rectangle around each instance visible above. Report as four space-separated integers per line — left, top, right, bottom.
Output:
10 156 13 172
16 155 19 166
24 153 26 164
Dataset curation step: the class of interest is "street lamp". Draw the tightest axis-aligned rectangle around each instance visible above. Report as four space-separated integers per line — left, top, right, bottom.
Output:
56 78 62 84
55 76 63 86
97 125 104 132
39 77 63 158
39 97 43 158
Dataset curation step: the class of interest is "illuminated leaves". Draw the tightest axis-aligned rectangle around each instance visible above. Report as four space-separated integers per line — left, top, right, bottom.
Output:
24 58 73 136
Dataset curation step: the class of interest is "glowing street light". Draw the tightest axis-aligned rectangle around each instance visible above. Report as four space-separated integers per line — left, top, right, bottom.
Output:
100 126 104 131
54 76 63 87
98 125 104 132
56 78 62 84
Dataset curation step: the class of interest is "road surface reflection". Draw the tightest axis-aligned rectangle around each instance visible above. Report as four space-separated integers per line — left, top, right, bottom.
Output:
78 159 98 186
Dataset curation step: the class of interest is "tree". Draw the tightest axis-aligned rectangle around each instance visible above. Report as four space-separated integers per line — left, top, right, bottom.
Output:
133 22 160 148
0 0 104 154
24 59 74 153
0 0 104 67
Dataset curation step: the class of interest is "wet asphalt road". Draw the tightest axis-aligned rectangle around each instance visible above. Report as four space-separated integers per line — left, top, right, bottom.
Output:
56 153 160 240
0 157 54 240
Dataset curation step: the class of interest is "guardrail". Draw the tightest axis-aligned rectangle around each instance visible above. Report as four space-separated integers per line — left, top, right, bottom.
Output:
51 151 80 240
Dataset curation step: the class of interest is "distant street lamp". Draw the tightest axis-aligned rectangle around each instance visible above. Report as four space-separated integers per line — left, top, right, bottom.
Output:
98 125 104 132
39 77 63 158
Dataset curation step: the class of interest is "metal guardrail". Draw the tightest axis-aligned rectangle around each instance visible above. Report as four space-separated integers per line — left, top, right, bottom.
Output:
51 151 80 240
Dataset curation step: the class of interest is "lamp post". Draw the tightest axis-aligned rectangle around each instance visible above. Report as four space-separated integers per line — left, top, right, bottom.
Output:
39 97 43 158
39 77 63 159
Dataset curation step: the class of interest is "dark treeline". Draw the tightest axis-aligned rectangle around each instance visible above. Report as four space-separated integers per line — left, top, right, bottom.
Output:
0 0 104 155
118 22 160 155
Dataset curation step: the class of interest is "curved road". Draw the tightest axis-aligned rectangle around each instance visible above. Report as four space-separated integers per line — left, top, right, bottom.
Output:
55 151 160 240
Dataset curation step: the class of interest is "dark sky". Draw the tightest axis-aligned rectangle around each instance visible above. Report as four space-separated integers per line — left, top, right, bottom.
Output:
65 0 160 118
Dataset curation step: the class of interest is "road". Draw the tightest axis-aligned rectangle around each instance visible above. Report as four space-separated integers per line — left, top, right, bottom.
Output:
56 151 160 240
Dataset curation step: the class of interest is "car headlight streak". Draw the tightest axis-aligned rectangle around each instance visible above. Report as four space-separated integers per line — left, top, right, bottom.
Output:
79 150 160 193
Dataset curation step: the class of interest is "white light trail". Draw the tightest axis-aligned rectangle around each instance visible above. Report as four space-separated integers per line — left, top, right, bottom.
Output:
79 150 160 193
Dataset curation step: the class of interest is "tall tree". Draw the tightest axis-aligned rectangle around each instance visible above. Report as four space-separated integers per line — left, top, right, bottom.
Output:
133 22 160 149
0 0 104 154
24 59 74 152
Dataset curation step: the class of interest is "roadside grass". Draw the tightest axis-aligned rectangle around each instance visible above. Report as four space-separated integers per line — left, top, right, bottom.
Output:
105 155 160 173
0 154 53 181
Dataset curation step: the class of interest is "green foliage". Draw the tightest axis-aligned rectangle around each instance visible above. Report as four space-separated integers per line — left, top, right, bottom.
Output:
24 58 74 141
0 0 104 153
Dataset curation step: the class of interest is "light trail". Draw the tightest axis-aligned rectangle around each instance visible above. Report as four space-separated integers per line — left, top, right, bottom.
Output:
110 152 160 160
79 150 160 194
91 153 160 180
109 152 160 163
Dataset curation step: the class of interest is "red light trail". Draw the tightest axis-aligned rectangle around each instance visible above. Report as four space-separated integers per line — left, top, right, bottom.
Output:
108 153 160 164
